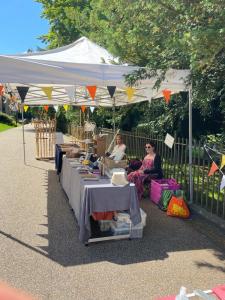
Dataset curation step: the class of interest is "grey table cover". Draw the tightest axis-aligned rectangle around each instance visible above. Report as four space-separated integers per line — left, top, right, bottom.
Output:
79 182 141 243
60 157 141 243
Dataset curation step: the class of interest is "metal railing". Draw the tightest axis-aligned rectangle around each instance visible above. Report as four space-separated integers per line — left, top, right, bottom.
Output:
70 125 225 220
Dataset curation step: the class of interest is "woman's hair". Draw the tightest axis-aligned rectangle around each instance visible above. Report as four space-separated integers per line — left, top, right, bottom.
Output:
116 134 122 140
146 140 156 152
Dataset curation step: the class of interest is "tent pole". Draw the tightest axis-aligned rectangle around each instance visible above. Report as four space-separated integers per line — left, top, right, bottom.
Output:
188 84 193 204
21 104 26 165
113 97 116 135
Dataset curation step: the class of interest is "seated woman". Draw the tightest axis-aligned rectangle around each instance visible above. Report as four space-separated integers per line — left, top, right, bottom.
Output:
107 134 126 161
127 141 163 200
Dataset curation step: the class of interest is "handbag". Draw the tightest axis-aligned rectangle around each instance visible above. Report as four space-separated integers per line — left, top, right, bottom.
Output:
158 190 173 211
167 195 190 218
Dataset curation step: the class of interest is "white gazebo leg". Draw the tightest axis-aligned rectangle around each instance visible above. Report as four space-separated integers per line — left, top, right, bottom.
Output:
188 85 193 203
22 104 26 164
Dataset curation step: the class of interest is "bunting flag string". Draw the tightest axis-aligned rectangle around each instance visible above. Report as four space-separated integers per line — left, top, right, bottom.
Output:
204 145 224 174
125 87 135 101
23 105 29 112
90 106 95 113
204 144 225 190
81 105 86 113
41 87 53 100
16 86 29 103
43 105 49 112
162 89 172 104
86 86 97 100
63 104 69 111
205 144 223 156
107 86 116 98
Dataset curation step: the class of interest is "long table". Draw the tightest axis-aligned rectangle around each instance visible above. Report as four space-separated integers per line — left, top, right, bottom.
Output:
60 156 141 244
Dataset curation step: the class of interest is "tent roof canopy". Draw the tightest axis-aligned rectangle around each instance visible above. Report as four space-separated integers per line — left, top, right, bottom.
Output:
10 36 119 64
0 36 190 106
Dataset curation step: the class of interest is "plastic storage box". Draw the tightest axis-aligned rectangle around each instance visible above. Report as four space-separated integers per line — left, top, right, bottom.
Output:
150 179 180 204
99 220 114 232
111 208 147 238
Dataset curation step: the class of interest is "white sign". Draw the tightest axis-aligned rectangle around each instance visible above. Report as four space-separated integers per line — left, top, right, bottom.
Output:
164 133 175 149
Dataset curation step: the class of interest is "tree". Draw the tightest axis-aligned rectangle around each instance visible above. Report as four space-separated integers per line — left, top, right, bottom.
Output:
37 0 225 139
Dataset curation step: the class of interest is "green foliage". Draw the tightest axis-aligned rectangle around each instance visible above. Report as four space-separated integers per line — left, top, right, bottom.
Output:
37 0 225 138
65 106 80 125
0 123 14 132
0 112 16 126
56 106 67 133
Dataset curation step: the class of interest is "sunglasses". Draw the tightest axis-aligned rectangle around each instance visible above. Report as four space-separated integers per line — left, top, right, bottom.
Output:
145 146 152 148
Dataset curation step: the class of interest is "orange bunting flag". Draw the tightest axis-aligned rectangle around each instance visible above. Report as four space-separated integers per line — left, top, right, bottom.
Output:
163 89 172 104
41 87 53 100
63 104 68 111
23 105 29 112
208 162 219 176
0 85 4 95
81 105 86 113
43 105 49 112
125 87 135 101
86 86 97 100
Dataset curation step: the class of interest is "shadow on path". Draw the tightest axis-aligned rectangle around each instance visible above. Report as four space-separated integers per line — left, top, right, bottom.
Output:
2 169 224 269
43 170 225 267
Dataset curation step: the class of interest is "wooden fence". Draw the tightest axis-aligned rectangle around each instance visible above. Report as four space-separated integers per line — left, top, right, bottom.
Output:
34 119 56 159
70 125 225 220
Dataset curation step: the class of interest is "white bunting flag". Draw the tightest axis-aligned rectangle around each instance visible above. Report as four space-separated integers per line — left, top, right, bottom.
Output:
54 105 59 112
220 175 225 191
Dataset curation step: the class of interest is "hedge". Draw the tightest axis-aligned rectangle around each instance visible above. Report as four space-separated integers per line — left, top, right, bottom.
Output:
0 112 16 126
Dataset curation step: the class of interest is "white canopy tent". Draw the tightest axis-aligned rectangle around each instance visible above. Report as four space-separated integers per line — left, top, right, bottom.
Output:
0 36 193 202
1 37 189 106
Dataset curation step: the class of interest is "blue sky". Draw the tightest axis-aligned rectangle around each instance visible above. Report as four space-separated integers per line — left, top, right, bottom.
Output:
0 0 49 54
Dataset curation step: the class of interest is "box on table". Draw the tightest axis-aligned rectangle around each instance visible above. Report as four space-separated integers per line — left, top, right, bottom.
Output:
104 157 127 169
94 135 106 157
150 179 180 204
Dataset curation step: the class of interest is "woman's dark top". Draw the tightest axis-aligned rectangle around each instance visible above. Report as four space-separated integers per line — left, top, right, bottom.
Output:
143 154 163 179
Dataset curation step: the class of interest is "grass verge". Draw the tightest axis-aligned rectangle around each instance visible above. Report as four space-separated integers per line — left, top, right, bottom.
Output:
0 122 15 132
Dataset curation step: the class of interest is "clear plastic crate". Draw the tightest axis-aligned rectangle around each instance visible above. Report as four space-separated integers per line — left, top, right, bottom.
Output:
99 220 114 232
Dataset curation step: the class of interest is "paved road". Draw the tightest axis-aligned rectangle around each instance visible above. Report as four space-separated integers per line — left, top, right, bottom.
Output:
0 125 225 300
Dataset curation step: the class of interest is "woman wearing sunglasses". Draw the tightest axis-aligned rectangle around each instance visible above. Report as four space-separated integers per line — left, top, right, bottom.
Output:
127 141 163 200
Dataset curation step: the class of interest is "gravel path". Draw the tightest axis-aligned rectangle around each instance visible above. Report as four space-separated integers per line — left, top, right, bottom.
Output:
0 125 225 300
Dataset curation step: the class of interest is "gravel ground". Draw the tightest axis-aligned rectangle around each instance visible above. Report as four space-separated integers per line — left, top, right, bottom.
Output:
0 124 225 300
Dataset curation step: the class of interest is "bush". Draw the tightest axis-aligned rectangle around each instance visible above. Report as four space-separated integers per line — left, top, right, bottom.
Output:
0 112 16 126
56 107 67 133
